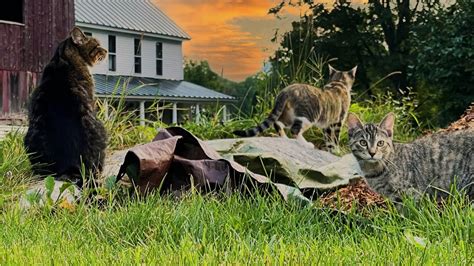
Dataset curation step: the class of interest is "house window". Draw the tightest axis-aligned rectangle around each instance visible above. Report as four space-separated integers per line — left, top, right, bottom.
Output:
134 57 141 74
0 1 23 24
134 38 141 73
156 42 163 76
84 32 92 37
108 35 116 71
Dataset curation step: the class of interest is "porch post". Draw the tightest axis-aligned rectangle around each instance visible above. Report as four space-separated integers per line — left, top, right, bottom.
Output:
103 99 109 120
195 103 200 123
172 102 178 124
156 102 162 122
139 101 145 126
222 105 227 122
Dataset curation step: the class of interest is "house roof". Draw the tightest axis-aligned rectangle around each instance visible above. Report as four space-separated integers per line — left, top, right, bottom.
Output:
75 0 191 40
94 75 236 102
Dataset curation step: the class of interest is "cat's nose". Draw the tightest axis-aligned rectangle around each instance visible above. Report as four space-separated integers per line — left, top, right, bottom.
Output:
369 151 376 158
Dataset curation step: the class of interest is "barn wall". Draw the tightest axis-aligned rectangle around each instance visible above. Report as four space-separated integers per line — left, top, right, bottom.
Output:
0 23 24 71
0 70 38 114
0 0 74 115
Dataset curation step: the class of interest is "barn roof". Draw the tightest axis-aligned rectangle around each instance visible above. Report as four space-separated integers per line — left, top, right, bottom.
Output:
94 75 235 102
75 0 191 40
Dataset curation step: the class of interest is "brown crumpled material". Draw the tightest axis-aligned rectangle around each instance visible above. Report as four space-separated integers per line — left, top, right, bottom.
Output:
441 102 474 133
318 179 387 211
116 127 309 203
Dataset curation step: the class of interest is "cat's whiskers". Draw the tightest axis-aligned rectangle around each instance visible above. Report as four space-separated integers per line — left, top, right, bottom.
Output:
382 157 397 168
382 158 399 172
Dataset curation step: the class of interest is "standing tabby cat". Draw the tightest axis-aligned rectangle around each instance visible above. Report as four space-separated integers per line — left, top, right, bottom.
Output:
347 112 473 201
24 27 108 187
234 65 357 153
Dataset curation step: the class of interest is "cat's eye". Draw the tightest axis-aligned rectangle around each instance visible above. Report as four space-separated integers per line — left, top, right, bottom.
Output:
377 140 384 147
359 140 367 146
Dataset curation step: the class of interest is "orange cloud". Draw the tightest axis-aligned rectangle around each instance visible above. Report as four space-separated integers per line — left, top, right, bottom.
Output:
154 0 300 81
154 0 365 81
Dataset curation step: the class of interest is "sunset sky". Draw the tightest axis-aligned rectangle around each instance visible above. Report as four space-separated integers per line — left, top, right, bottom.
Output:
154 0 302 81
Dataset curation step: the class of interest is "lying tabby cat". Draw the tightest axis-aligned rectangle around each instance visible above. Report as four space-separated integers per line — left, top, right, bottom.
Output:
234 65 357 153
347 112 473 201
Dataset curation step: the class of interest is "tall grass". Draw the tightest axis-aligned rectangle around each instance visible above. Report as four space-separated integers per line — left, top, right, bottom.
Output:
95 79 164 150
0 132 33 209
0 190 472 264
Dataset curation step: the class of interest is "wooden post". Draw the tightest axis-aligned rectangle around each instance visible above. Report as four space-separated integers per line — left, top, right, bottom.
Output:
156 102 162 122
103 99 109 120
195 103 200 123
139 101 145 126
172 103 178 124
222 105 227 122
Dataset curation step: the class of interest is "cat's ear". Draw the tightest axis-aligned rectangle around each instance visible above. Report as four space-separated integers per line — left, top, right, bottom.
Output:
328 64 336 76
71 27 87 45
379 112 395 137
349 65 357 78
346 112 363 137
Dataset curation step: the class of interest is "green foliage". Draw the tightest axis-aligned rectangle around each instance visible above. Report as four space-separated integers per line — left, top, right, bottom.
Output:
0 132 33 208
0 131 30 179
268 0 473 127
183 59 260 116
271 2 387 94
96 82 163 150
184 60 226 92
412 0 474 125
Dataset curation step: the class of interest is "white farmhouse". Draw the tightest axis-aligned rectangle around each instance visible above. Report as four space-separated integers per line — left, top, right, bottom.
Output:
75 0 234 125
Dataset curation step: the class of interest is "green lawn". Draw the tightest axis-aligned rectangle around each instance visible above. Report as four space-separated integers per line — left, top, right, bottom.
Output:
1 192 473 264
0 132 473 264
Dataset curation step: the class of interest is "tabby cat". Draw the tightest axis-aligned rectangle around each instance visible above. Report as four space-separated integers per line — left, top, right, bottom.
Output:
24 27 108 187
347 112 473 201
233 65 357 153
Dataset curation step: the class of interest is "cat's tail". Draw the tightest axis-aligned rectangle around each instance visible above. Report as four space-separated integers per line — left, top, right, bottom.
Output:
233 93 288 137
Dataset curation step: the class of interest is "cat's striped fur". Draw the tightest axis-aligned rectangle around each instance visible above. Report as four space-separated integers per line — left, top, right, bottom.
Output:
234 65 357 153
347 113 474 201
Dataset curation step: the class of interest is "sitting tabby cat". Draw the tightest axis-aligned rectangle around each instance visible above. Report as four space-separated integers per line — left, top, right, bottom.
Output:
347 112 473 201
24 27 108 187
234 65 357 153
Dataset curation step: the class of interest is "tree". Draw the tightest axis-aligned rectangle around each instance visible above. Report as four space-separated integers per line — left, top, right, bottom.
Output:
270 2 387 96
269 0 425 95
184 60 225 92
183 60 258 115
412 0 474 125
269 0 474 126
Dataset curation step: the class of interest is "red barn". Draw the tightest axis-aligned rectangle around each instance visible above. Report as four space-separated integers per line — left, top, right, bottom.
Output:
0 0 74 117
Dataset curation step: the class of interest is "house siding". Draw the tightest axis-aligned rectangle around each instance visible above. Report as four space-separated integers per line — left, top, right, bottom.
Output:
80 27 184 80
